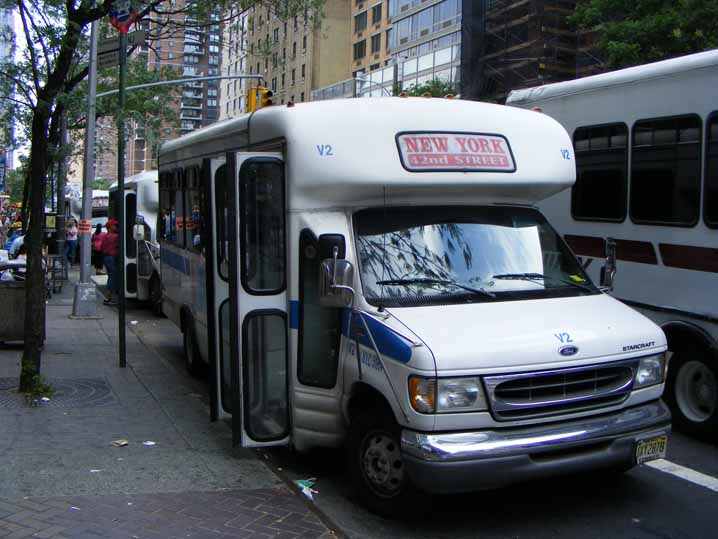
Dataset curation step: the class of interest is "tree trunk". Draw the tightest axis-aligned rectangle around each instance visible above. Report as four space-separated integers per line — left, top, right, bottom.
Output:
19 103 50 392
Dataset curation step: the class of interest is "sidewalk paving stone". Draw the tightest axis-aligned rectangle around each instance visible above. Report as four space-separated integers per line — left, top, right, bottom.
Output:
0 271 335 538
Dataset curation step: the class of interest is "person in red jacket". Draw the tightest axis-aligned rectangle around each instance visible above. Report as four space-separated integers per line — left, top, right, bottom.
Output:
101 220 119 305
91 223 106 275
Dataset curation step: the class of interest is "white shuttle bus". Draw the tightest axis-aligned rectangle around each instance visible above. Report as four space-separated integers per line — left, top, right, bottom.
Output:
508 50 718 440
158 98 670 514
109 171 161 307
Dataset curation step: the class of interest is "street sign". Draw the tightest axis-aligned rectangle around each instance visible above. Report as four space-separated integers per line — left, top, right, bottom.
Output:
109 0 138 34
98 50 120 69
78 219 92 234
98 29 146 54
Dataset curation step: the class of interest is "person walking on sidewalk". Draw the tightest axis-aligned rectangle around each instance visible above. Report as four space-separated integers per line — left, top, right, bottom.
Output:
101 220 119 305
91 223 106 275
64 219 79 265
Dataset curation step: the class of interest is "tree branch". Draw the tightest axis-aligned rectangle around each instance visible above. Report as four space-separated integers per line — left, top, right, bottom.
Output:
16 0 41 93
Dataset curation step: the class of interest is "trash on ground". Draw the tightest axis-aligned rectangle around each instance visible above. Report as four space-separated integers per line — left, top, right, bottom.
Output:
40 397 50 402
89 469 103 473
142 440 156 446
294 478 318 501
130 320 138 325
70 507 80 511
112 439 129 447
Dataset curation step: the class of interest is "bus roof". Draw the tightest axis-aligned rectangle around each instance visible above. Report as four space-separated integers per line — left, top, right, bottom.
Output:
109 170 158 191
160 98 575 208
507 49 718 106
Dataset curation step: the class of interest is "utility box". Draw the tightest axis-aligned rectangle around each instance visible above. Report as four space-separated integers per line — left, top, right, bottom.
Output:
0 277 26 342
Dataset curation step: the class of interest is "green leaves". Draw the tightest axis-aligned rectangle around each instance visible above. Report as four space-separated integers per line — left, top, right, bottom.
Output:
571 0 718 68
403 78 456 97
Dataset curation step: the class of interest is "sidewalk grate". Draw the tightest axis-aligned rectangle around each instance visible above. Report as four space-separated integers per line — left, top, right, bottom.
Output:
0 377 118 409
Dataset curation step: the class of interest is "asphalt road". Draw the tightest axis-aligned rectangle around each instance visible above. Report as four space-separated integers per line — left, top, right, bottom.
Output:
126 300 718 539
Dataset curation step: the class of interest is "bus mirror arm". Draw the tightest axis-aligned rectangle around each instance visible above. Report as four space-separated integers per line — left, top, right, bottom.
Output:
319 248 355 308
600 237 617 292
132 224 145 241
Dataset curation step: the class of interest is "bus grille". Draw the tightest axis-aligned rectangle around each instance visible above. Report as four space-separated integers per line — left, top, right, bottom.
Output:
483 361 637 421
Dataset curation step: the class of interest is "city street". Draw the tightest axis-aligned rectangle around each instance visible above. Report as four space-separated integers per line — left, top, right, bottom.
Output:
126 300 718 539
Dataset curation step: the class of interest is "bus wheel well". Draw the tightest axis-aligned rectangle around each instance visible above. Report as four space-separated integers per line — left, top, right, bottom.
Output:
662 321 717 363
347 382 395 425
179 307 192 334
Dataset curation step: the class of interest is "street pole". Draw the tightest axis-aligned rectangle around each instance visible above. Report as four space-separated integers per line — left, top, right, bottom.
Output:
118 30 127 368
55 117 67 261
72 19 100 318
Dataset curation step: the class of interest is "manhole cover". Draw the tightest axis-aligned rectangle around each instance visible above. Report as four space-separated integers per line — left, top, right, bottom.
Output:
0 377 118 409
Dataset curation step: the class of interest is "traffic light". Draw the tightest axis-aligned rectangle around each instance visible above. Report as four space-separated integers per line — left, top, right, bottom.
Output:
246 86 257 112
259 87 273 108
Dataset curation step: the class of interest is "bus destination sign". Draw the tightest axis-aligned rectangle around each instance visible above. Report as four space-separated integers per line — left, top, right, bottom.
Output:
396 132 516 173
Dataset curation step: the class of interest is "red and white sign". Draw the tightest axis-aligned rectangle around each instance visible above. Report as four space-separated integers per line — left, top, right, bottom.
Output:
397 132 516 172
78 219 93 234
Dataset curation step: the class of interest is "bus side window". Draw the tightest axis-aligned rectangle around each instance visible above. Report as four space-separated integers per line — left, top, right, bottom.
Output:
297 230 341 389
705 113 718 228
158 173 172 241
184 167 204 253
172 170 184 246
630 115 701 226
572 123 628 222
214 164 229 280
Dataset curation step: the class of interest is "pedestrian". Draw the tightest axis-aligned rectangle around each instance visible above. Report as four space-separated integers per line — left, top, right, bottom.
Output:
64 219 79 265
101 219 119 305
91 223 106 275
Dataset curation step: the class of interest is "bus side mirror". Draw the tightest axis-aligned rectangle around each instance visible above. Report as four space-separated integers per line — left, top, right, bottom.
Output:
319 246 354 308
600 237 617 292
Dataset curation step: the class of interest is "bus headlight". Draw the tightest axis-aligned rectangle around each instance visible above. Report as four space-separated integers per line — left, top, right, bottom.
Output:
408 376 488 414
633 353 667 389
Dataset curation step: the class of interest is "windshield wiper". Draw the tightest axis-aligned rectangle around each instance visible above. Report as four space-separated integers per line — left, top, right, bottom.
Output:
492 272 593 292
376 278 496 298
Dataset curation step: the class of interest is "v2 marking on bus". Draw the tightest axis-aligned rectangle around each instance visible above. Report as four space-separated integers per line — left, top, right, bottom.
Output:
555 332 573 343
560 149 571 160
316 144 333 156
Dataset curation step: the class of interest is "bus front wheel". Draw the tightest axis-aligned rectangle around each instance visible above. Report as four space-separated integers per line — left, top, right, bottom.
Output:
183 322 203 378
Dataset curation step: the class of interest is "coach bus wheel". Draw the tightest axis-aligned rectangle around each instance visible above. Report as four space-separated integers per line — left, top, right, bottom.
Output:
665 351 718 441
183 323 203 378
149 274 163 317
348 408 419 516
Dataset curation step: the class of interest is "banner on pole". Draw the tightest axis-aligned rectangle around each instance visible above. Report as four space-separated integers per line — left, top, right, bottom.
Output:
109 1 137 34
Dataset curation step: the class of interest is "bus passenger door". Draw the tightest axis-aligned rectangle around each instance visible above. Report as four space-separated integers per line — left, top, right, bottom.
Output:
225 152 289 448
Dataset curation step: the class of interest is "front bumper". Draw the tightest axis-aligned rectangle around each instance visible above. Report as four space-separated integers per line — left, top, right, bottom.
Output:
401 400 671 494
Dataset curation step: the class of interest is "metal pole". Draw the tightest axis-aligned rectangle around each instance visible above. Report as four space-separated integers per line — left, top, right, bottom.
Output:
118 30 127 368
55 118 67 261
72 19 100 318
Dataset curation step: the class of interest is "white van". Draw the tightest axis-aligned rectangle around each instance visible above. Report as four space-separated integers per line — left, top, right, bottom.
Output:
158 98 670 514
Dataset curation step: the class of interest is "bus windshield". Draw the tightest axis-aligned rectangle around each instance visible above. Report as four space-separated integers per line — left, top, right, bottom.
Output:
354 205 598 307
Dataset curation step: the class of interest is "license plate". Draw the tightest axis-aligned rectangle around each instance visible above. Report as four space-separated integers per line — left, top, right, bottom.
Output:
635 435 668 464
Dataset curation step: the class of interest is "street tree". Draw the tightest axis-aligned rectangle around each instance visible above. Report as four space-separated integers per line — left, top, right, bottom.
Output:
404 78 457 97
0 0 326 393
570 0 718 68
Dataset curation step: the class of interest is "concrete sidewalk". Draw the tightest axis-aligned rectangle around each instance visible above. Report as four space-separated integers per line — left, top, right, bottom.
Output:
0 272 333 538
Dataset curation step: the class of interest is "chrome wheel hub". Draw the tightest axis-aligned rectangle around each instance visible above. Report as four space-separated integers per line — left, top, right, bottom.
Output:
676 360 717 423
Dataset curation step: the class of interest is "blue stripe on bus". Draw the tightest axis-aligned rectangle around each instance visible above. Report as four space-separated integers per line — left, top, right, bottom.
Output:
162 249 190 275
289 300 300 329
342 310 412 364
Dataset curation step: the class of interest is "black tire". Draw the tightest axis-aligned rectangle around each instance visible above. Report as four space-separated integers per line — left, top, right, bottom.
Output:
148 274 164 317
347 407 419 517
664 350 718 441
182 322 203 377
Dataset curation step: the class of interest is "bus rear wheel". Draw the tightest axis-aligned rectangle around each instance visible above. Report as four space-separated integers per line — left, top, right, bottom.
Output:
665 351 718 441
183 322 203 378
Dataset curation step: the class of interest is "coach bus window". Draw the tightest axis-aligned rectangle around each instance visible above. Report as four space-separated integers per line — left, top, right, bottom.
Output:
214 165 229 280
297 230 341 388
158 173 174 241
172 171 185 246
705 114 718 227
184 167 204 252
239 160 286 294
630 115 701 226
572 124 628 221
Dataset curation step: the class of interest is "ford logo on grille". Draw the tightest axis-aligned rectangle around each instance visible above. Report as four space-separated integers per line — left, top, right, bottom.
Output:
559 345 578 356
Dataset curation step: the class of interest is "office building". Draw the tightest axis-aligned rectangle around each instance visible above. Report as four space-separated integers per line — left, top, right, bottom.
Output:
0 4 15 171
219 8 248 119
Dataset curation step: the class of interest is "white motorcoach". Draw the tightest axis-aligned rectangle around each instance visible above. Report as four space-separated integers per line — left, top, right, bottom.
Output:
158 98 670 513
508 50 718 439
109 171 161 308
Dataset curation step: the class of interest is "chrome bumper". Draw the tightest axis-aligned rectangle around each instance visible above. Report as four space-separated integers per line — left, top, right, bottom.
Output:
401 400 671 493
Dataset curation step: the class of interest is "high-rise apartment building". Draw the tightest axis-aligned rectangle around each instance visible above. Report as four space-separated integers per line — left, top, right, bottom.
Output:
219 8 248 119
0 4 15 172
242 0 351 106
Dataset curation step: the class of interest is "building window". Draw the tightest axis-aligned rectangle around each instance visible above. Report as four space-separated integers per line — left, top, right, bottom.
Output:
572 124 628 222
353 40 366 60
302 35 307 52
372 3 382 24
271 77 277 91
371 33 381 54
291 68 295 85
274 28 279 42
300 92 304 102
355 11 367 33
292 41 297 57
386 28 393 49
282 47 286 62
705 113 718 227
630 115 702 226
281 73 285 86
301 63 305 80
273 53 278 67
